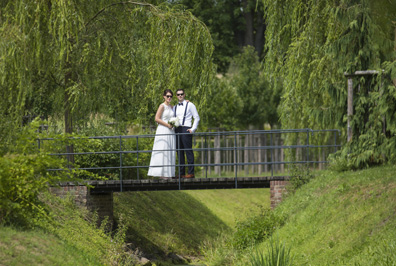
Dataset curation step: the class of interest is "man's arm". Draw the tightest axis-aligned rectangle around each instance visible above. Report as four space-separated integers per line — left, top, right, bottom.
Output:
189 103 200 133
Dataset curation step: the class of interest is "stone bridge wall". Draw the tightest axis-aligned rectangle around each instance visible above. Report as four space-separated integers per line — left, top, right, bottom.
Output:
49 185 113 228
270 180 289 209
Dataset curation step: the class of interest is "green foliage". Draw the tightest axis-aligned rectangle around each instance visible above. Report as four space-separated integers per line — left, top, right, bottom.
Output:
174 0 266 73
229 46 278 128
202 75 243 130
0 0 215 136
231 207 284 250
263 0 396 169
0 120 69 227
250 237 293 266
0 154 62 227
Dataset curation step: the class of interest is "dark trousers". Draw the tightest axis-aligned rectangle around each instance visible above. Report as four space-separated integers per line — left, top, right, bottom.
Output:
175 126 194 175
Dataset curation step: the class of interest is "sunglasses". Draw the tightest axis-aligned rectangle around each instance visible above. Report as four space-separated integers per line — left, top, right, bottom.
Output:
177 93 184 96
166 95 173 98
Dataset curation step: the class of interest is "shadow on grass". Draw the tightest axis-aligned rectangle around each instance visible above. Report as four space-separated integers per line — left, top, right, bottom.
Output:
114 191 229 256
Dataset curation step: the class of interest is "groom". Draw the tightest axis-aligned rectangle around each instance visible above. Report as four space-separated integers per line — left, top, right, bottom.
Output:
174 89 200 178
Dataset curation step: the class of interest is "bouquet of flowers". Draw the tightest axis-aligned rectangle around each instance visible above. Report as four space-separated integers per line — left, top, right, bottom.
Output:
168 117 180 128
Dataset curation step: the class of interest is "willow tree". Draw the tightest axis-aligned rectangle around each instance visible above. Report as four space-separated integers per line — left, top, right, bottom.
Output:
0 1 214 141
262 0 396 168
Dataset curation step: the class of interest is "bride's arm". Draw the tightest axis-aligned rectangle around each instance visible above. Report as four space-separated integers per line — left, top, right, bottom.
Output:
155 104 172 128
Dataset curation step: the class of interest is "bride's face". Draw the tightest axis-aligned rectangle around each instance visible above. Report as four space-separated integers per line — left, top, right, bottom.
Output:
164 93 173 104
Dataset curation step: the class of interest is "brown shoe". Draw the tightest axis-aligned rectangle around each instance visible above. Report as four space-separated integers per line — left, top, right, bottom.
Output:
185 174 195 178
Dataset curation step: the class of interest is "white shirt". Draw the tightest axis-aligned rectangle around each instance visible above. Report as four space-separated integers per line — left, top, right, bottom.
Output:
174 100 200 132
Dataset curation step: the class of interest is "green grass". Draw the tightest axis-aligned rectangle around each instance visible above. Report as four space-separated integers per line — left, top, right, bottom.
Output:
0 225 102 266
231 165 396 265
0 194 131 266
113 188 270 258
4 165 396 265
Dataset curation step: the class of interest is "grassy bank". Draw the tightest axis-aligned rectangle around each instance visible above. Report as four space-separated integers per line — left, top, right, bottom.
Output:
113 188 270 257
0 188 269 265
3 165 395 265
0 226 102 265
229 165 396 265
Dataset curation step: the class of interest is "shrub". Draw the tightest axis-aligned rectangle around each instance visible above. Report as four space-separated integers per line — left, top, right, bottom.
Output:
231 207 284 250
0 120 71 227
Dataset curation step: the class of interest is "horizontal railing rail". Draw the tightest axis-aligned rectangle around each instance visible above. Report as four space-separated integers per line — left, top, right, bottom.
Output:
39 128 341 191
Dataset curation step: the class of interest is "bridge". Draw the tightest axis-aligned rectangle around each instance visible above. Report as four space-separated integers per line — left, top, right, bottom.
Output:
44 128 340 227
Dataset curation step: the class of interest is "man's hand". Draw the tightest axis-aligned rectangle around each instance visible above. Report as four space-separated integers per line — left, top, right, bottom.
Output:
187 129 193 133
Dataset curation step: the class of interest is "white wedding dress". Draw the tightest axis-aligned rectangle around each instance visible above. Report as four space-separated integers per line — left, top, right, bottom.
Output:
147 103 176 177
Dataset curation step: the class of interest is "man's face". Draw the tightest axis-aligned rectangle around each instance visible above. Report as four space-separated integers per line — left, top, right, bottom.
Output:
176 90 185 102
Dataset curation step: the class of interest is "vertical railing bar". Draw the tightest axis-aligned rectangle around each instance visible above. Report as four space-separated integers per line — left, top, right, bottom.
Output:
270 133 273 177
205 134 208 179
136 136 139 181
177 132 181 190
119 136 123 192
234 132 238 188
306 129 310 167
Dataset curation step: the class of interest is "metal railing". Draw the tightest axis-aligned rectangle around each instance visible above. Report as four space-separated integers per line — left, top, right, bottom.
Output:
39 128 341 190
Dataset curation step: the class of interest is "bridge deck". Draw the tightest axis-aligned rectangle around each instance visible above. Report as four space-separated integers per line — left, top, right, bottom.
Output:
57 176 288 193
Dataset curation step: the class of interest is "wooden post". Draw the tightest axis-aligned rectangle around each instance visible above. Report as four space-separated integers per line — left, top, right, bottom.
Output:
345 70 381 142
244 134 249 175
347 77 353 142
215 134 221 176
264 134 268 173
274 134 278 174
258 135 262 175
280 138 284 173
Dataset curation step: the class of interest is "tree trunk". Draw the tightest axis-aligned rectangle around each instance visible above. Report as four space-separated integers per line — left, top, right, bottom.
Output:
254 10 265 58
394 25 396 86
242 0 254 47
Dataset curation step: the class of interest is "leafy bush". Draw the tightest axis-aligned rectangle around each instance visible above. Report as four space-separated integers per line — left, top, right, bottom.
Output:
231 207 284 250
0 120 71 227
250 237 293 266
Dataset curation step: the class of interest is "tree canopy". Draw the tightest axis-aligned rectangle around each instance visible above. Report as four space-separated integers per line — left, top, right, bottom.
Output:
0 0 215 140
173 0 266 73
263 0 396 167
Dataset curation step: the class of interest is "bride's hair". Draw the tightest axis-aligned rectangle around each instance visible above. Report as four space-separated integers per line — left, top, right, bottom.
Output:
163 89 173 96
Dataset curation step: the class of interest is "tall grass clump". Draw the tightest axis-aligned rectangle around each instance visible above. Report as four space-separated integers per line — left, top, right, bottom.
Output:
249 237 293 266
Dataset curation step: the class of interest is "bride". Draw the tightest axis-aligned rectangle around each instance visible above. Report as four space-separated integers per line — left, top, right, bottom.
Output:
147 89 176 178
